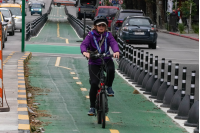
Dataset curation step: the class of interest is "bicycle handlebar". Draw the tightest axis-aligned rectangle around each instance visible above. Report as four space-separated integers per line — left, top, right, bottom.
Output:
90 53 113 59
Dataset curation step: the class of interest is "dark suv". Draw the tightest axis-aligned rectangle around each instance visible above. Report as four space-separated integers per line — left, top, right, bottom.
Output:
111 9 144 38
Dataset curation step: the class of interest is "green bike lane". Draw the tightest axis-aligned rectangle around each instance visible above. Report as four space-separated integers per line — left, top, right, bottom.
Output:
27 56 186 133
25 6 82 54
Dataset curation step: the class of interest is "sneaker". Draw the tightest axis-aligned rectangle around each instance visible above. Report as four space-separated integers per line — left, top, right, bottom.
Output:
88 108 96 116
107 87 114 96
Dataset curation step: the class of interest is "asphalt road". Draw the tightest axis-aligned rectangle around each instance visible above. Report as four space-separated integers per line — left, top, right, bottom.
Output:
66 5 199 100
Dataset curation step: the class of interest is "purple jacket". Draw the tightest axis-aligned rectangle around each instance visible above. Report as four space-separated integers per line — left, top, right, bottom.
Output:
80 30 119 65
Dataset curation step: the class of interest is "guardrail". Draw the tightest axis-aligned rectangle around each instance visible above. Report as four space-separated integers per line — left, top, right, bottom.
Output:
26 2 52 41
64 6 91 38
117 36 199 132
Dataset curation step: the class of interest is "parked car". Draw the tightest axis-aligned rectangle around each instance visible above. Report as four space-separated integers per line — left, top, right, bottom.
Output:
95 6 119 28
0 12 8 48
0 8 15 36
111 9 144 38
0 4 22 32
117 16 157 49
31 4 42 16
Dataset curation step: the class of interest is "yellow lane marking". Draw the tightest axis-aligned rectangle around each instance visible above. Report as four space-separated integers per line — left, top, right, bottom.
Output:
18 77 25 79
86 96 90 99
24 53 30 55
66 39 69 44
18 124 30 130
18 100 27 104
58 66 71 70
57 23 69 43
70 72 75 74
20 58 26 59
80 88 87 91
18 115 29 120
18 108 28 111
18 67 23 69
18 90 26 92
76 82 82 85
18 95 26 98
110 129 120 133
18 70 24 72
18 74 24 76
73 77 78 79
18 81 25 83
106 116 110 121
18 85 26 88
55 57 61 67
18 60 24 62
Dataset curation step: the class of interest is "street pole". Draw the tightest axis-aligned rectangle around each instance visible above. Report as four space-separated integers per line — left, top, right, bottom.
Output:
189 3 192 31
83 12 86 40
21 0 25 52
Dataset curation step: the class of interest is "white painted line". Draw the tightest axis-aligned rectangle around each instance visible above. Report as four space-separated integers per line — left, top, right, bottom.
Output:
115 69 195 133
69 25 83 39
55 57 61 67
30 22 47 39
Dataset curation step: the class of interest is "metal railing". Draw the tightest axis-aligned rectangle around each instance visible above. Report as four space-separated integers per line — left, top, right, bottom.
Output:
64 6 91 38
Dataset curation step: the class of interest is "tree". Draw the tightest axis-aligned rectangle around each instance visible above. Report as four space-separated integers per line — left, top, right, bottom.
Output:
180 0 197 19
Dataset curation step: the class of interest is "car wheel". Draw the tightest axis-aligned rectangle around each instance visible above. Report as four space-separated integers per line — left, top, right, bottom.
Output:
150 42 157 49
78 17 82 20
2 41 4 49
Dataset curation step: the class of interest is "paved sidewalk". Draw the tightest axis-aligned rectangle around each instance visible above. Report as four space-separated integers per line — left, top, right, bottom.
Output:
0 52 31 133
158 29 199 41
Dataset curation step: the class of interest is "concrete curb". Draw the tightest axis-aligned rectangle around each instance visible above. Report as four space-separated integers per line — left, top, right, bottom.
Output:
18 52 32 133
158 30 199 42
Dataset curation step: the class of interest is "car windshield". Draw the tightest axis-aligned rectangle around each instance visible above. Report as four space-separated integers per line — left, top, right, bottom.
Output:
119 12 143 20
0 10 10 18
6 7 21 16
80 0 96 6
32 4 41 8
129 18 151 26
98 8 118 17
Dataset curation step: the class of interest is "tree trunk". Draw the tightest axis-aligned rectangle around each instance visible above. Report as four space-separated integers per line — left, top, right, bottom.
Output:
156 0 164 28
146 2 153 22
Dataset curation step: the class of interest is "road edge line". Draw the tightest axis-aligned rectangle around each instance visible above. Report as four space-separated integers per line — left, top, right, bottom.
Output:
115 68 195 133
18 52 32 132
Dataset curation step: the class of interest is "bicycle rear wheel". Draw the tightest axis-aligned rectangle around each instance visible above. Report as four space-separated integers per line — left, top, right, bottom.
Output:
101 93 106 128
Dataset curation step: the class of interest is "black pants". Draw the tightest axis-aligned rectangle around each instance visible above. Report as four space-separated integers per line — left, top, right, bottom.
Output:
89 60 115 108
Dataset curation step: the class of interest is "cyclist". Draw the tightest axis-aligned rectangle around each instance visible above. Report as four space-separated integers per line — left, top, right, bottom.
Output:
80 15 120 115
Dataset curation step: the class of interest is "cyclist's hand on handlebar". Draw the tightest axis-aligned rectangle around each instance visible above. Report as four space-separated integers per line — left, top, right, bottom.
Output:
83 52 90 59
113 52 119 59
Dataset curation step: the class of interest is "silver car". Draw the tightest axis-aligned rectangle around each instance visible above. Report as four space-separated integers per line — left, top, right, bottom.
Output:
0 8 15 36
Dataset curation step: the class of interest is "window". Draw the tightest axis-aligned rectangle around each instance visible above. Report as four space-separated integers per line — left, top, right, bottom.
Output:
129 18 152 26
6 7 21 16
98 8 118 17
0 10 10 18
119 12 143 20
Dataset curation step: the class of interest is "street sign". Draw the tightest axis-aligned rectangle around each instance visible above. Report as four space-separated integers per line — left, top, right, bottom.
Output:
112 0 118 4
119 0 123 4
109 0 112 3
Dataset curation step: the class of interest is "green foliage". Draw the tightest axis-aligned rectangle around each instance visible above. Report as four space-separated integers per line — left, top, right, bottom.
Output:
192 24 199 34
178 23 185 34
180 0 197 18
104 0 112 6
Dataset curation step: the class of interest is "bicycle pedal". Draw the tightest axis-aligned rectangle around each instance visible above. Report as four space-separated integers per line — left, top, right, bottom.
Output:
88 114 95 116
107 94 114 97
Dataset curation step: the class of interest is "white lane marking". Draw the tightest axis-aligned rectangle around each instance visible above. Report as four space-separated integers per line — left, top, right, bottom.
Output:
69 25 83 39
46 59 80 132
30 22 47 39
115 69 195 133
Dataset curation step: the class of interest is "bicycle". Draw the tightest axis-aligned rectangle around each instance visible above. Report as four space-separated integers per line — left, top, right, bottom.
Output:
86 53 113 128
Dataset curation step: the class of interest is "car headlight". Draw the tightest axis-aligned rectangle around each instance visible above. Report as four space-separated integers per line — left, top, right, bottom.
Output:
122 27 128 31
31 9 33 11
39 9 42 11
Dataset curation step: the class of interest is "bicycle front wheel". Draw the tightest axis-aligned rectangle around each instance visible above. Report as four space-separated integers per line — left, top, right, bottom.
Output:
101 93 106 128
